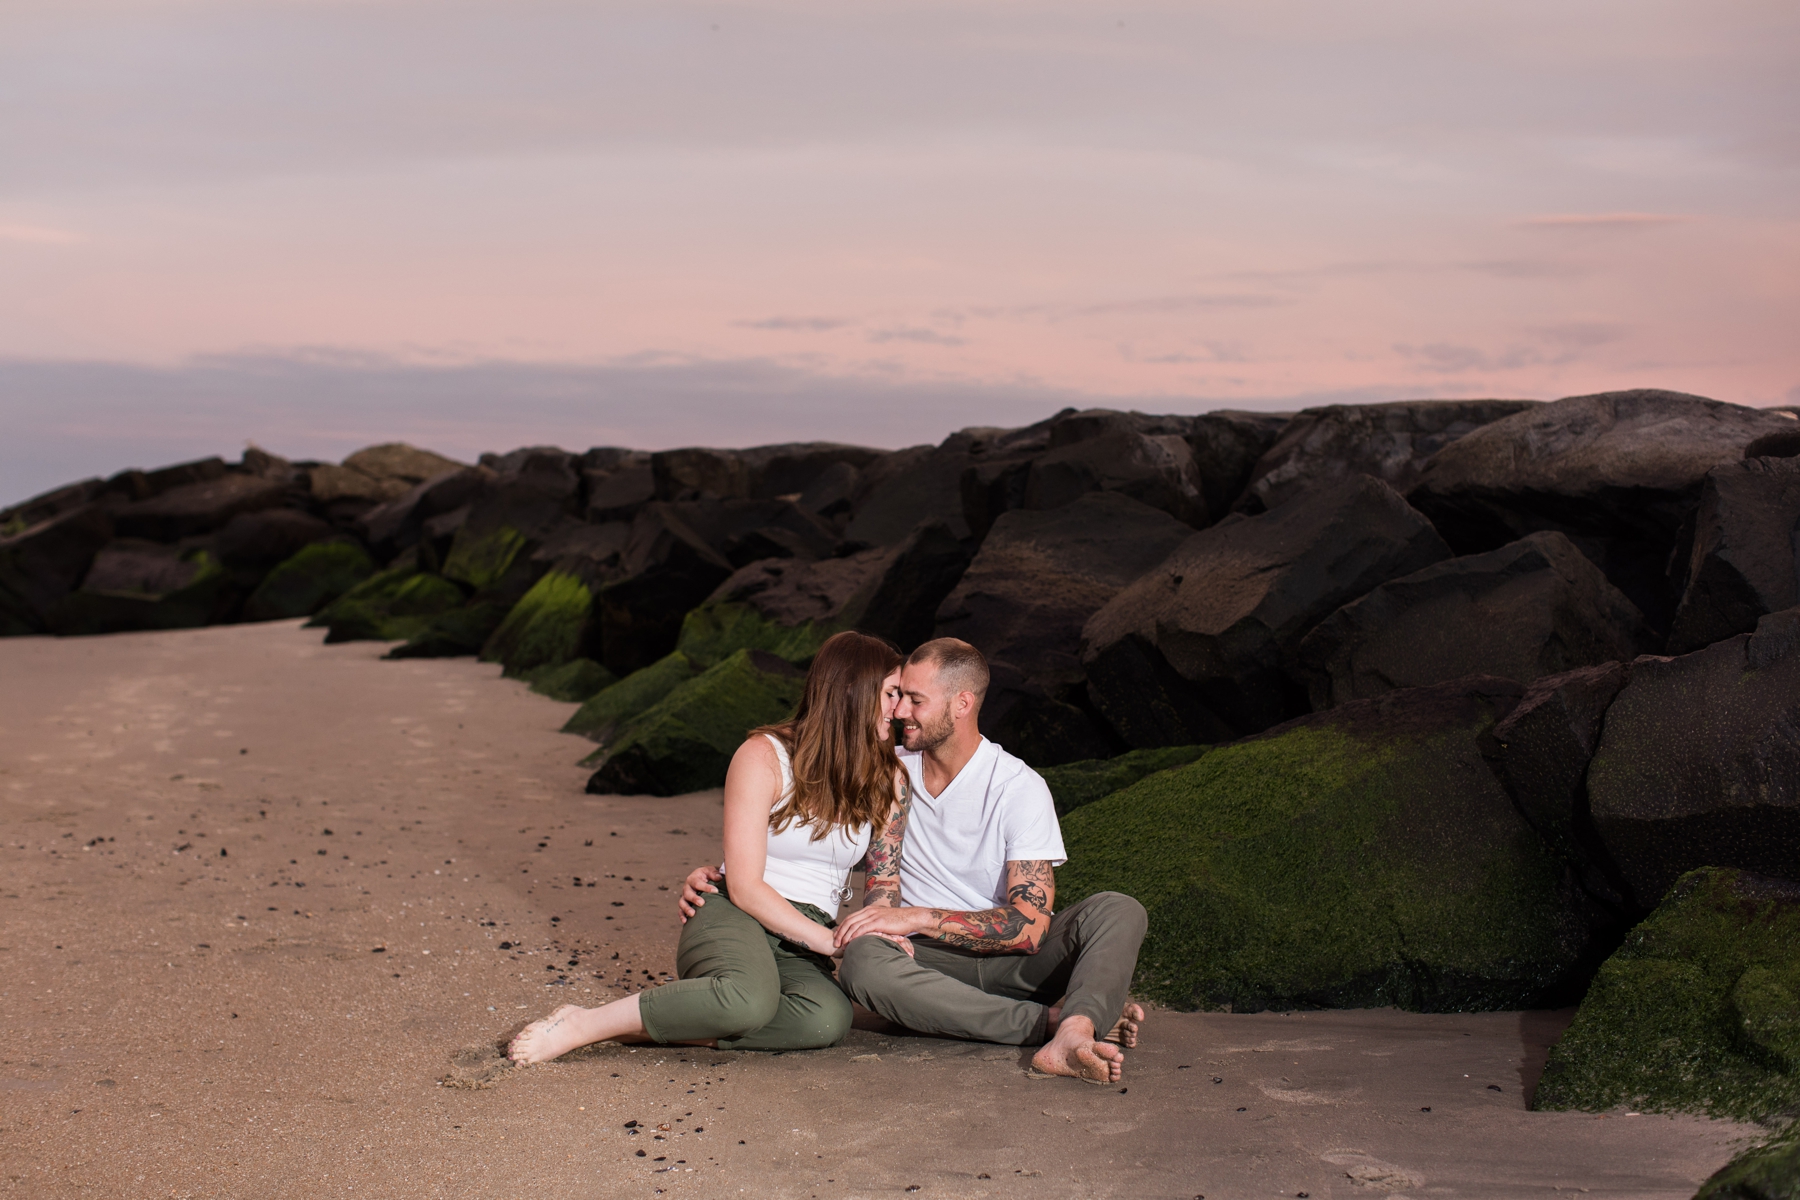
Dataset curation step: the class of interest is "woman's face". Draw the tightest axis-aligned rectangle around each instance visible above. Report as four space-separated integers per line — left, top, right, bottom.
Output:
878 668 904 737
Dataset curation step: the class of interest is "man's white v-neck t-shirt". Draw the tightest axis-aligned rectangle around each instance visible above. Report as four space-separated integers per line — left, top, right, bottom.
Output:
896 737 1067 913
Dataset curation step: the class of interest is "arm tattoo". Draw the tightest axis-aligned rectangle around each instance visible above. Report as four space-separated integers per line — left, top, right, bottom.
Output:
861 771 911 908
924 860 1055 954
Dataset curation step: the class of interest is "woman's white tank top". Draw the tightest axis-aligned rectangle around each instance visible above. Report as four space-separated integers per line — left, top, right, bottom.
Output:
723 734 872 914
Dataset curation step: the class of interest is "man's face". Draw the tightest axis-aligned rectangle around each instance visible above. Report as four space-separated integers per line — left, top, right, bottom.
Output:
895 662 956 753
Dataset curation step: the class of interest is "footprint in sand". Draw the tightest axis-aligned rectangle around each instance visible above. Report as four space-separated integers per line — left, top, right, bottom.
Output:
439 1043 519 1090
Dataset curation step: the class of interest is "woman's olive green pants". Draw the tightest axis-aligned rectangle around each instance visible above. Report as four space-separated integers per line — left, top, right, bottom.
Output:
636 886 852 1051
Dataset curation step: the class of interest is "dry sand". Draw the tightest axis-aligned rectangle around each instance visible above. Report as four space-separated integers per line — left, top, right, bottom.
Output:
0 621 1758 1199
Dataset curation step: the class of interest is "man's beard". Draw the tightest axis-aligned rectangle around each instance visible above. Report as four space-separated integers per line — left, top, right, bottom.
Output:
901 707 955 753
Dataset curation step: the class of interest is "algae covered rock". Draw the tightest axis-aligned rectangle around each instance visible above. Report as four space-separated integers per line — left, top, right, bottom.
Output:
1056 675 1603 1012
562 651 702 742
1695 1126 1800 1200
308 566 466 643
1534 867 1800 1122
45 548 236 634
1037 745 1212 817
242 541 377 621
520 658 617 703
0 504 115 633
384 601 511 659
584 649 805 796
480 569 597 676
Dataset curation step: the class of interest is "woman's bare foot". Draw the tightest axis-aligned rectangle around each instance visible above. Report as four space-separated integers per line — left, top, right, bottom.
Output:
1031 1015 1124 1084
508 1005 602 1064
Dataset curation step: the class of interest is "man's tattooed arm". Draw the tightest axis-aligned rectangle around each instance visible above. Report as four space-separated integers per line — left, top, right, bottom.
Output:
924 859 1055 954
861 770 911 909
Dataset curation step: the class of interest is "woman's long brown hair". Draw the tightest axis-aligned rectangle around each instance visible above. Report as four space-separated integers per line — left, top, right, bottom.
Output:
752 630 902 840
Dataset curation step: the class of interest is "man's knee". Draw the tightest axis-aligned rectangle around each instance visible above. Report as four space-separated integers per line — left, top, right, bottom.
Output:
836 934 908 997
1084 891 1148 939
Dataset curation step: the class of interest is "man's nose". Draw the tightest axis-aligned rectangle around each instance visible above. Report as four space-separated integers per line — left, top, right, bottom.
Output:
894 695 914 719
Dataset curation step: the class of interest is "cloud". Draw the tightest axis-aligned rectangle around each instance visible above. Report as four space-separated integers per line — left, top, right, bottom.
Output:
866 327 966 346
0 222 81 244
735 316 852 331
1066 294 1289 318
1518 212 1693 228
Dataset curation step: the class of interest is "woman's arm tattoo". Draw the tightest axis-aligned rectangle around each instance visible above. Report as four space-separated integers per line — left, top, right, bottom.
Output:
861 772 911 908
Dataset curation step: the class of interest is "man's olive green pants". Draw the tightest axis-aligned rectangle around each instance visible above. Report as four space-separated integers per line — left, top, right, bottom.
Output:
836 891 1147 1046
636 886 851 1051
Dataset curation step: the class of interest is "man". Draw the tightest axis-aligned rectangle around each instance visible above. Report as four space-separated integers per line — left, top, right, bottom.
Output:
683 637 1147 1083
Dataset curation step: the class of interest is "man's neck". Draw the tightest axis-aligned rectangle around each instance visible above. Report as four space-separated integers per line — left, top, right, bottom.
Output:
919 728 982 798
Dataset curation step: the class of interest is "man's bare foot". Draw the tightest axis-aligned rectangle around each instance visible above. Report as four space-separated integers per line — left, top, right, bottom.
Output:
1045 1001 1145 1049
1031 1015 1125 1085
507 1005 601 1064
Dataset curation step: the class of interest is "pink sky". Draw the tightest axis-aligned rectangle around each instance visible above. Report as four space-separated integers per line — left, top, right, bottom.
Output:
2 1 1797 503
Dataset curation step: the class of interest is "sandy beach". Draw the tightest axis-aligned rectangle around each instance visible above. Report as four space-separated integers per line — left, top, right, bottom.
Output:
0 621 1759 1199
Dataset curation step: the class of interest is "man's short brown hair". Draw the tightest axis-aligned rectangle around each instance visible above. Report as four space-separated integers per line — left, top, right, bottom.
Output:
906 638 989 704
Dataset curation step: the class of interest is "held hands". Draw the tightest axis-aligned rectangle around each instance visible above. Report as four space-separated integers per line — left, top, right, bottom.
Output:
833 904 932 955
677 864 723 922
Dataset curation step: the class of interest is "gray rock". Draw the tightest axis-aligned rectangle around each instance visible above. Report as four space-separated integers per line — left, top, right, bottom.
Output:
1299 531 1648 708
595 504 737 675
935 492 1194 763
111 472 293 541
1082 475 1450 745
214 509 339 571
1239 399 1538 515
1667 456 1800 654
357 467 497 563
1410 389 1798 634
1588 607 1800 906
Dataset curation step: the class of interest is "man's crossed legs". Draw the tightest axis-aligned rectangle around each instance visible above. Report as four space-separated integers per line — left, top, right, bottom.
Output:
837 891 1147 1083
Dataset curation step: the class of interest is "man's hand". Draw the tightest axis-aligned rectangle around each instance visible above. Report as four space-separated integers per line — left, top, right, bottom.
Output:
834 903 934 949
677 864 723 922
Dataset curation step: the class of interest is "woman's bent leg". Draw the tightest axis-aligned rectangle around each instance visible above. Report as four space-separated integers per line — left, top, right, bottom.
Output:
718 943 853 1051
638 892 781 1044
509 992 648 1064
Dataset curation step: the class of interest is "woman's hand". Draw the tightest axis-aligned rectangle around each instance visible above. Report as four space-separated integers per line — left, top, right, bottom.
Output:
677 865 723 922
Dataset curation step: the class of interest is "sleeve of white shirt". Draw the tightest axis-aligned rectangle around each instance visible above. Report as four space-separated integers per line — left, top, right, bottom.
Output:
1001 770 1068 867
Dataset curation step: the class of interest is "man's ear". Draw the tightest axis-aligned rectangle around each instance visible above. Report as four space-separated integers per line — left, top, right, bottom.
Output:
953 689 976 723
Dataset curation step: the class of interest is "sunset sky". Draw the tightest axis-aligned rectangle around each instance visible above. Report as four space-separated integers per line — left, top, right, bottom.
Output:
3 0 1796 505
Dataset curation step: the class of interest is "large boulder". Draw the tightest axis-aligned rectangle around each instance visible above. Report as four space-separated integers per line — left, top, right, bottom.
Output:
934 492 1194 764
563 650 701 744
1238 399 1538 515
94 457 230 505
1183 410 1290 522
1298 531 1648 708
45 544 235 635
664 498 840 567
1483 662 1636 913
0 504 115 634
214 508 339 572
675 520 974 667
1057 675 1606 1012
651 442 887 503
110 471 292 541
848 419 1072 546
356 466 497 562
308 443 466 515
1 478 105 535
1587 607 1800 907
480 569 597 676
1037 744 1212 817
241 541 378 621
594 506 736 675
1696 1125 1800 1200
383 601 513 659
1668 455 1800 654
1409 390 1798 634
1082 475 1451 746
439 451 580 600
1533 866 1800 1122
583 649 806 796
1019 422 1209 528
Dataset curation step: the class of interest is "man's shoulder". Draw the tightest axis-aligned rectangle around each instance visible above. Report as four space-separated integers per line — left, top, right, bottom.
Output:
982 740 1052 801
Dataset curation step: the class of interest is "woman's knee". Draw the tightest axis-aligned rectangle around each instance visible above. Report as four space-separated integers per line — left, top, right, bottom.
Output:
704 972 782 1036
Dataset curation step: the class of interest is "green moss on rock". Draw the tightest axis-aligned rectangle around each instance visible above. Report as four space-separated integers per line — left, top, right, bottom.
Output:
584 649 805 796
1533 867 1800 1122
675 600 839 669
562 651 701 742
386 601 512 659
522 658 617 703
1696 1124 1800 1200
443 524 529 594
1038 745 1213 817
1056 678 1595 1013
309 566 466 643
481 569 594 675
242 541 377 621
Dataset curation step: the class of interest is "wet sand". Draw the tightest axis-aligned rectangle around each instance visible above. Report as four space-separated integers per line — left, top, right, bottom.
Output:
0 621 1757 1199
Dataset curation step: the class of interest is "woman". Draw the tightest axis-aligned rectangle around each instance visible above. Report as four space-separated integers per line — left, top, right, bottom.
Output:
507 630 907 1062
